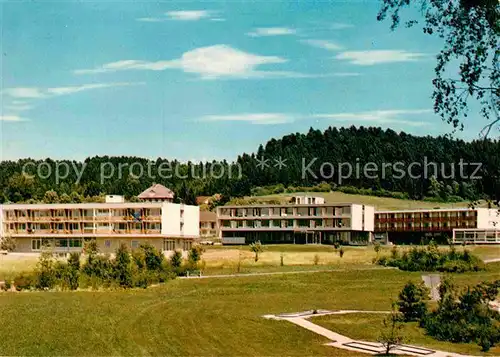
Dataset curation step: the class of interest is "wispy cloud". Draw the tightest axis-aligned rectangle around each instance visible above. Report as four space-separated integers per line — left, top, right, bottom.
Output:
335 50 426 65
330 22 354 30
301 39 343 51
4 104 33 112
1 83 142 123
2 82 142 99
166 10 212 21
137 10 220 22
75 45 291 79
2 88 45 99
0 114 27 122
136 17 165 23
199 113 295 125
198 109 431 126
75 45 359 79
246 27 296 37
314 109 432 126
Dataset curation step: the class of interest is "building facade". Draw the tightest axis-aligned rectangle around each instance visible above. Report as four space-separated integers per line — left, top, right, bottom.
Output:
217 198 374 244
138 183 175 203
375 208 500 244
199 210 218 238
0 202 199 253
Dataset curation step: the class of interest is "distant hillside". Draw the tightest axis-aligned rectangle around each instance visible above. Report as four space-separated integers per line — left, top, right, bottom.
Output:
248 191 487 211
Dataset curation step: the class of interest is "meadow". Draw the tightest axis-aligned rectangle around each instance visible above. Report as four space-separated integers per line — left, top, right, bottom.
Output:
0 268 487 356
0 251 498 356
254 191 486 210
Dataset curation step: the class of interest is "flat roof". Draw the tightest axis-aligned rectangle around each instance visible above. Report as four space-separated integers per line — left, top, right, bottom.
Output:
375 207 476 214
219 203 367 209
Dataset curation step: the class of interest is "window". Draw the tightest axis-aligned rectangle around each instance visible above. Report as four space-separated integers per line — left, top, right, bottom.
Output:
183 240 192 251
69 239 82 248
31 239 42 251
104 240 111 248
56 239 68 248
163 239 175 251
131 240 139 249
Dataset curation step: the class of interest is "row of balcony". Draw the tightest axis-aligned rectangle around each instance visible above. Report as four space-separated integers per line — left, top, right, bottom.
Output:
8 228 162 235
375 226 473 232
5 216 162 222
222 223 346 230
218 213 350 220
376 216 476 223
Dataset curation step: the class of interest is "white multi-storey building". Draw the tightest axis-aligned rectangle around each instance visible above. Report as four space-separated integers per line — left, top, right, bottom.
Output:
375 207 500 244
217 196 374 244
0 201 199 253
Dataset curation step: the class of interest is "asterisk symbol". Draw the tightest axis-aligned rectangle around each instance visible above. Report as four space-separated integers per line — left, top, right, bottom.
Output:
256 156 270 170
274 156 287 170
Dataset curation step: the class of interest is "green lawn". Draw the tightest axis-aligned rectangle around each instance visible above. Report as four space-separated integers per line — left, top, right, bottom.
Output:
0 267 498 356
311 313 500 356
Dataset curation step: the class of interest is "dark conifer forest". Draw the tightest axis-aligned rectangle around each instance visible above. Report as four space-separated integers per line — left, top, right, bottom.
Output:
1 126 499 205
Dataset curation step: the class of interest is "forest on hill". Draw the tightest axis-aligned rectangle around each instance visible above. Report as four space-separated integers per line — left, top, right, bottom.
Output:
1 126 499 205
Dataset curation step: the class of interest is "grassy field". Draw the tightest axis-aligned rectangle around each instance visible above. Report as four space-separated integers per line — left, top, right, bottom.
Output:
311 313 500 356
199 244 500 275
252 191 487 210
0 266 498 356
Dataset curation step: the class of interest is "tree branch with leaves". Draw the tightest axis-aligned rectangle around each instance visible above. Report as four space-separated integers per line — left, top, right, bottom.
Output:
378 0 499 136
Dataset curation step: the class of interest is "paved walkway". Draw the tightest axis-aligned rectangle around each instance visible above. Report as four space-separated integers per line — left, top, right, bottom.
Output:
264 310 483 357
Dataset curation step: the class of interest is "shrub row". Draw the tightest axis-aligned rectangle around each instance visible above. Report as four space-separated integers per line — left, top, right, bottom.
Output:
374 242 485 272
3 242 205 291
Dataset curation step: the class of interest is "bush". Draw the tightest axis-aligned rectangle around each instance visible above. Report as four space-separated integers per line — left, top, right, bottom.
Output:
13 272 36 291
375 245 484 272
398 281 429 322
36 250 56 290
132 249 146 270
140 243 164 271
188 245 204 270
170 250 183 275
8 242 173 291
0 235 16 251
420 279 500 350
114 243 132 288
83 254 114 285
67 252 81 290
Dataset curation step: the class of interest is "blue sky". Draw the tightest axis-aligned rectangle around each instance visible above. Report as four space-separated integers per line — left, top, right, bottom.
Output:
0 1 491 162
